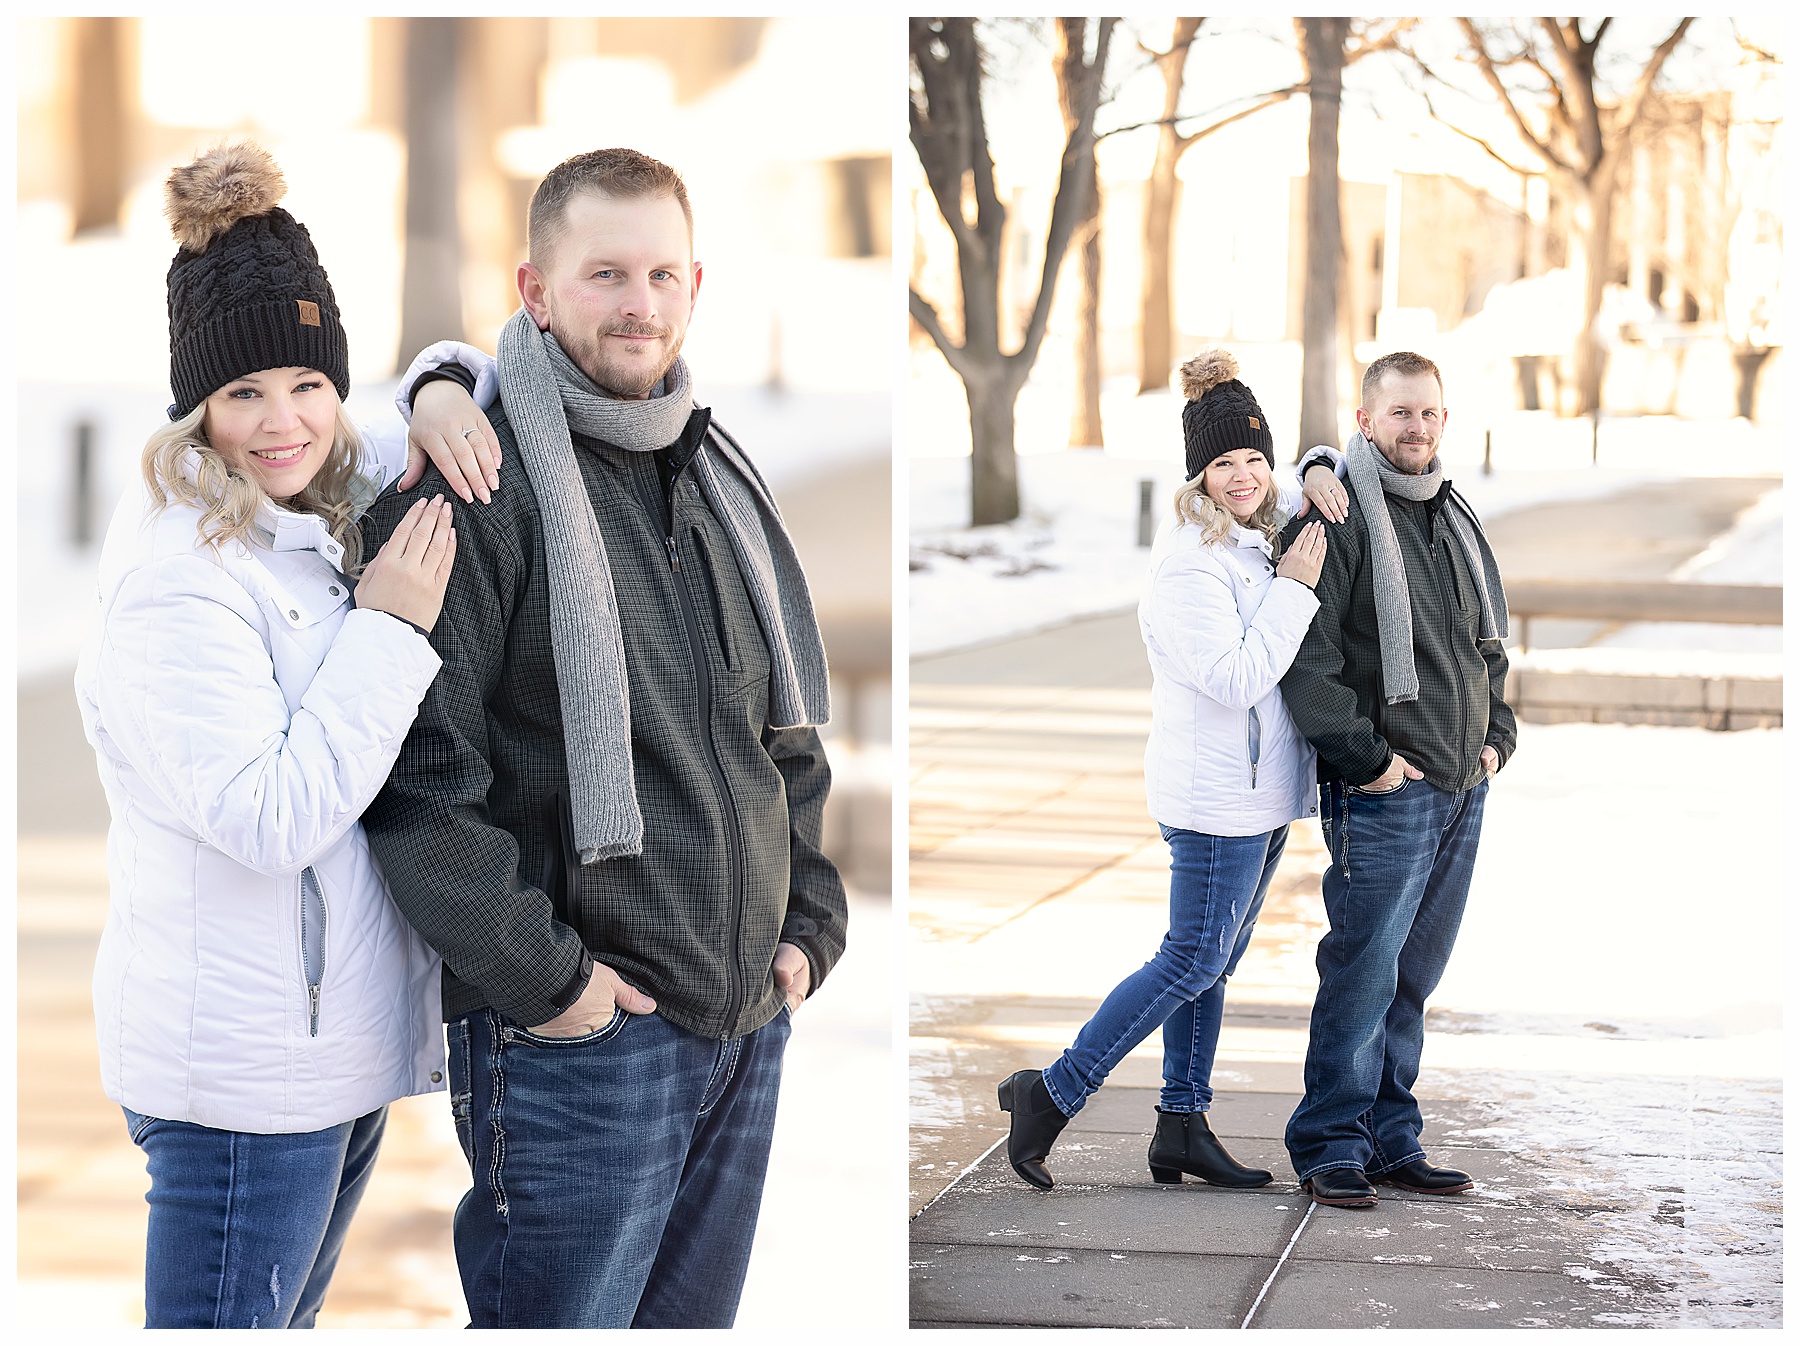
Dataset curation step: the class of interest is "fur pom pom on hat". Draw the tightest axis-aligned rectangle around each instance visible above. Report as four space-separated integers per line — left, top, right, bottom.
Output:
163 142 349 419
1179 349 1240 401
1179 347 1274 480
163 142 287 253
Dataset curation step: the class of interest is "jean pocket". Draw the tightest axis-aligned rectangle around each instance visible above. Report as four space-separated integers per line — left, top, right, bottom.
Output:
1348 775 1412 798
447 1018 474 1165
505 1005 632 1048
122 1106 161 1146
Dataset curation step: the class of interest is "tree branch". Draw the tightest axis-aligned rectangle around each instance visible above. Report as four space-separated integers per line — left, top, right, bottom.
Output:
1418 84 1543 177
1458 18 1574 175
1100 83 1302 142
908 287 971 378
1616 18 1697 129
1012 17 1117 376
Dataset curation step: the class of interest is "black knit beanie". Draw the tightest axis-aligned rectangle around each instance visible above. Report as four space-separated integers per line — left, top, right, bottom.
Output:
163 143 349 420
1178 349 1274 480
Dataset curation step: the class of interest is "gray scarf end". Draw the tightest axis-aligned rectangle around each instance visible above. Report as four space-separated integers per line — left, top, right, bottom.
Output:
579 840 642 865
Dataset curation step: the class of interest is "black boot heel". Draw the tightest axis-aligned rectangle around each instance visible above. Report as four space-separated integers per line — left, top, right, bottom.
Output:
1149 1166 1184 1185
1147 1108 1273 1188
997 1069 1070 1191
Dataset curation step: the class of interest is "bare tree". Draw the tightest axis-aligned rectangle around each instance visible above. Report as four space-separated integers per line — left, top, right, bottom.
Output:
1138 19 1206 395
1410 19 1694 414
1132 20 1305 393
910 17 1116 525
1292 20 1417 453
1058 19 1111 448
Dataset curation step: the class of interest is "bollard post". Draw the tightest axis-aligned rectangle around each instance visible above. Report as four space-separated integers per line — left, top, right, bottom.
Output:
73 420 96 548
1136 479 1156 547
1483 428 1492 476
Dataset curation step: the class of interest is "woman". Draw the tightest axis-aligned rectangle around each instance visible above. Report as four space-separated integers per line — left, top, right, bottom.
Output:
997 350 1339 1191
74 142 497 1328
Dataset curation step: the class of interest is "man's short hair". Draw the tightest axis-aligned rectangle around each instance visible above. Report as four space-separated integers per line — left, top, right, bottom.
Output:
1360 351 1443 408
526 148 693 267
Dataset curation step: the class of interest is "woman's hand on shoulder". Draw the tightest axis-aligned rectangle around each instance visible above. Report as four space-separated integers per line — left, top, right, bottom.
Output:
1276 520 1327 589
1296 463 1348 523
356 495 457 632
401 380 501 504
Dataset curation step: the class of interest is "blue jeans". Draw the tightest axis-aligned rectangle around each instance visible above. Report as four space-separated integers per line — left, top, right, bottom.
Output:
447 1003 790 1328
123 1105 387 1328
1043 824 1286 1117
1285 776 1489 1181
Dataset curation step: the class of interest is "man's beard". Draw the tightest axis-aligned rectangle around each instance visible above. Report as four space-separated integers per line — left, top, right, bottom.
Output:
1370 428 1437 474
556 321 685 398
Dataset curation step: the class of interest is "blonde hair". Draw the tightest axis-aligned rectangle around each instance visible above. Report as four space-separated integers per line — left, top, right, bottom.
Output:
1172 466 1285 553
142 399 370 571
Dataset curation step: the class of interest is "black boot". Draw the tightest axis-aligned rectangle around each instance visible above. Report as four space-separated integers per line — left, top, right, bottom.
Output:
1147 1108 1273 1188
997 1070 1070 1190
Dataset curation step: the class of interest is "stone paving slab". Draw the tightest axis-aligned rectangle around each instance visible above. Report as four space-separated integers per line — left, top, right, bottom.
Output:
1248 1257 1619 1329
914 1162 1306 1258
1296 1199 1605 1274
911 1244 1270 1329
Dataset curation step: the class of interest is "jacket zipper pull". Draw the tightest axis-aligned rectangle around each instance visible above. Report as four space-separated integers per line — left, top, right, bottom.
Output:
309 983 321 1036
666 535 680 571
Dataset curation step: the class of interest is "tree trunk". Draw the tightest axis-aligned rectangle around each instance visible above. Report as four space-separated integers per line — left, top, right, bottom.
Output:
1138 147 1178 392
1298 18 1349 456
397 17 466 368
1137 19 1202 395
72 18 126 234
1058 19 1105 449
1069 219 1104 446
1569 165 1615 415
967 371 1021 525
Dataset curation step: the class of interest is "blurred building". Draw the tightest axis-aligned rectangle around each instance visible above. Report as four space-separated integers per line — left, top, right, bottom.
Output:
17 14 893 892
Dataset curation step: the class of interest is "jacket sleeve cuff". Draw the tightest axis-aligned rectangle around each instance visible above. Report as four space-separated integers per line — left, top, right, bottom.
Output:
392 340 500 424
406 364 478 410
544 947 595 1018
779 915 826 998
1298 444 1345 479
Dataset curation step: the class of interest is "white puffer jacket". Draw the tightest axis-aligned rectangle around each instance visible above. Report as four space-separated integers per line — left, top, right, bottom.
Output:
1140 474 1325 837
75 427 447 1134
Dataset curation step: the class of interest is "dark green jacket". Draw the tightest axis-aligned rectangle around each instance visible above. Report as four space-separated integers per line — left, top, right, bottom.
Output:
360 400 847 1039
1278 480 1515 792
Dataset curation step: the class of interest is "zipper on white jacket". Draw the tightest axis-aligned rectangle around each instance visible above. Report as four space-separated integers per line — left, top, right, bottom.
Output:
299 866 328 1037
1247 705 1262 788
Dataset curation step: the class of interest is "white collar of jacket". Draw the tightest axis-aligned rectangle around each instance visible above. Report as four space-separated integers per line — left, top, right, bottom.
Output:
1226 522 1275 557
172 446 350 574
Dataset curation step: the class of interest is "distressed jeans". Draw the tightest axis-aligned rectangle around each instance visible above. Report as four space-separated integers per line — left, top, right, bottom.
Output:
1284 776 1489 1182
123 1104 387 1328
448 1003 790 1329
1043 824 1287 1118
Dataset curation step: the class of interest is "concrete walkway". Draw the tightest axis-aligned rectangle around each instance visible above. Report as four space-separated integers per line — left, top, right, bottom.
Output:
909 607 1781 1329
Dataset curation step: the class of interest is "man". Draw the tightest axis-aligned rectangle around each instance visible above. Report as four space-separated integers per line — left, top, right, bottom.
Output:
1277 351 1515 1209
360 148 847 1328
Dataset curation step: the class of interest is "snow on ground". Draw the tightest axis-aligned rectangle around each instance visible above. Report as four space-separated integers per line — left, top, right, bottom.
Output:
910 373 1782 658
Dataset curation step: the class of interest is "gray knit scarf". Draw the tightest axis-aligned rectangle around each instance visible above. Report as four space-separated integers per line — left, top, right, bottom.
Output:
1343 430 1508 705
495 307 830 862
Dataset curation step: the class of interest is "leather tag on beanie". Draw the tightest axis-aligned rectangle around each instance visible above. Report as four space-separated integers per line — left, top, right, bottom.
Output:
296 299 321 327
1248 416 1260 429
